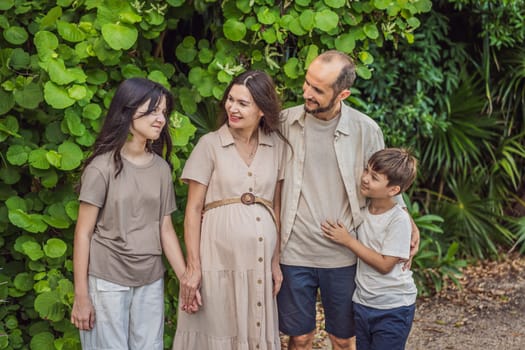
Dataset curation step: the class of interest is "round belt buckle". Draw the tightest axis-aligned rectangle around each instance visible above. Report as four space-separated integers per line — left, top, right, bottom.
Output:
241 192 255 205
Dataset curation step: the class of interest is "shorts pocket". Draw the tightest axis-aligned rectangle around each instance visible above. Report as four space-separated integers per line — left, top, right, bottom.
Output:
96 278 130 292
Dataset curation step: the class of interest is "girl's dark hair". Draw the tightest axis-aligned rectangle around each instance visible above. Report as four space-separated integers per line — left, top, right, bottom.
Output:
83 78 174 177
218 70 289 145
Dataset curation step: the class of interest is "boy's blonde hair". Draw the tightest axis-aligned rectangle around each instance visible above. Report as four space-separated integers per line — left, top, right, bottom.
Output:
368 148 417 194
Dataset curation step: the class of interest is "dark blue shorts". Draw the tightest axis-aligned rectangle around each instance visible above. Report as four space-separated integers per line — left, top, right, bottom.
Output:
354 303 416 350
277 264 356 339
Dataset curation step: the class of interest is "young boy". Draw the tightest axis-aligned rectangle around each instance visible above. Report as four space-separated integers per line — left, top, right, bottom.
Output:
321 148 418 350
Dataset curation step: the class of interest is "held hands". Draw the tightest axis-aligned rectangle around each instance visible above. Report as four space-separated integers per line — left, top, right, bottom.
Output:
71 295 95 330
180 267 203 314
321 220 354 247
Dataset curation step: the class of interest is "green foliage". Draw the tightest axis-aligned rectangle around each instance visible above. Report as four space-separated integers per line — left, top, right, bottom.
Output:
448 0 525 49
404 195 467 296
0 0 433 348
358 11 468 149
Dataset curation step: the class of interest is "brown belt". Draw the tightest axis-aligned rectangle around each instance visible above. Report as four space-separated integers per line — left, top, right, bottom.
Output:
204 192 276 224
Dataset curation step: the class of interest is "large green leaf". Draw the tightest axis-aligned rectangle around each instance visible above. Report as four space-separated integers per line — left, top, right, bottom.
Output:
314 10 338 32
256 6 279 25
4 26 28 45
170 112 196 147
0 88 15 115
44 81 76 109
14 83 43 109
82 103 102 120
299 10 315 31
34 291 65 322
283 58 301 79
14 272 33 292
9 48 30 69
58 141 83 170
223 19 246 41
6 145 29 165
34 30 59 61
40 6 62 29
334 33 356 53
22 241 45 260
9 210 48 233
0 165 20 184
48 59 76 85
325 0 345 8
43 238 67 258
0 115 20 141
30 332 55 350
29 149 51 169
65 200 79 221
175 36 197 63
363 23 379 39
101 23 138 50
57 21 86 42
0 0 14 10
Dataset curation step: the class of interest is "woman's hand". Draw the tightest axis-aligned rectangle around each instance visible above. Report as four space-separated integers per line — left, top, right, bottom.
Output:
180 267 202 313
71 294 95 330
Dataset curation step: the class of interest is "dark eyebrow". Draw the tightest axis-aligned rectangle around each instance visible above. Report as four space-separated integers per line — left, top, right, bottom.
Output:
228 93 252 105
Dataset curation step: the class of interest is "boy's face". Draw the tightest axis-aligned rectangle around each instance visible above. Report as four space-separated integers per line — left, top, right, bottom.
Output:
360 165 400 198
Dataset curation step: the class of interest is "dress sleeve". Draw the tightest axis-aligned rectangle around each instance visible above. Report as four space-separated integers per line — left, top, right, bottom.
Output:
78 165 108 208
181 134 214 186
277 136 286 181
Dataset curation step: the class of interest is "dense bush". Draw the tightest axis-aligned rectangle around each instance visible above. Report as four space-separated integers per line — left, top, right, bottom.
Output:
0 0 433 348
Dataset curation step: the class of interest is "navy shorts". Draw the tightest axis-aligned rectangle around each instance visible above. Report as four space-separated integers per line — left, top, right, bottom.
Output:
277 264 356 339
354 303 416 350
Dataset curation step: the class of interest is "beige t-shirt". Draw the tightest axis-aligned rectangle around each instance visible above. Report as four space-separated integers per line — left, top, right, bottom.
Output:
281 114 355 267
79 152 176 287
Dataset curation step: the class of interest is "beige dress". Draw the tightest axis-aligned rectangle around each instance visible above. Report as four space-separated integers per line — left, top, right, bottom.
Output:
173 124 284 350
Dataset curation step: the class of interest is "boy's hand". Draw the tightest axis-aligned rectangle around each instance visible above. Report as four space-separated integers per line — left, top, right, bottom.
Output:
321 220 353 246
401 217 420 270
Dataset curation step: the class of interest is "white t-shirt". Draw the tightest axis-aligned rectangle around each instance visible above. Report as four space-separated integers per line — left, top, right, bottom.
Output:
353 204 417 309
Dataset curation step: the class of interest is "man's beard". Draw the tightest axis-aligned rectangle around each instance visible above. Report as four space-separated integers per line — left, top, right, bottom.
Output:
304 94 338 115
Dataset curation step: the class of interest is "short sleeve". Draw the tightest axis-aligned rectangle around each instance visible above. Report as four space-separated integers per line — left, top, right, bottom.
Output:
79 165 108 208
181 134 214 186
160 162 177 216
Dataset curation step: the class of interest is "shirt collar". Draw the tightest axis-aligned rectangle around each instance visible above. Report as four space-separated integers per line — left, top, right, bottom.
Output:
217 123 274 147
292 102 351 135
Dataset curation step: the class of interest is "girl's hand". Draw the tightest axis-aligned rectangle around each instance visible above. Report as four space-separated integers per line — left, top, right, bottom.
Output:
71 294 96 330
180 267 202 313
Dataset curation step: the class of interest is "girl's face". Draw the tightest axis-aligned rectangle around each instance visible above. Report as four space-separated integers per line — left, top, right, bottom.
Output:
225 84 263 131
130 96 167 142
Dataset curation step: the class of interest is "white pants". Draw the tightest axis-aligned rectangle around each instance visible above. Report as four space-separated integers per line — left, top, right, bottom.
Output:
80 276 164 350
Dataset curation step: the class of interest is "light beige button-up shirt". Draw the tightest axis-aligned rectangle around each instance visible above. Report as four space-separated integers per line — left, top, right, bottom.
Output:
279 102 386 256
